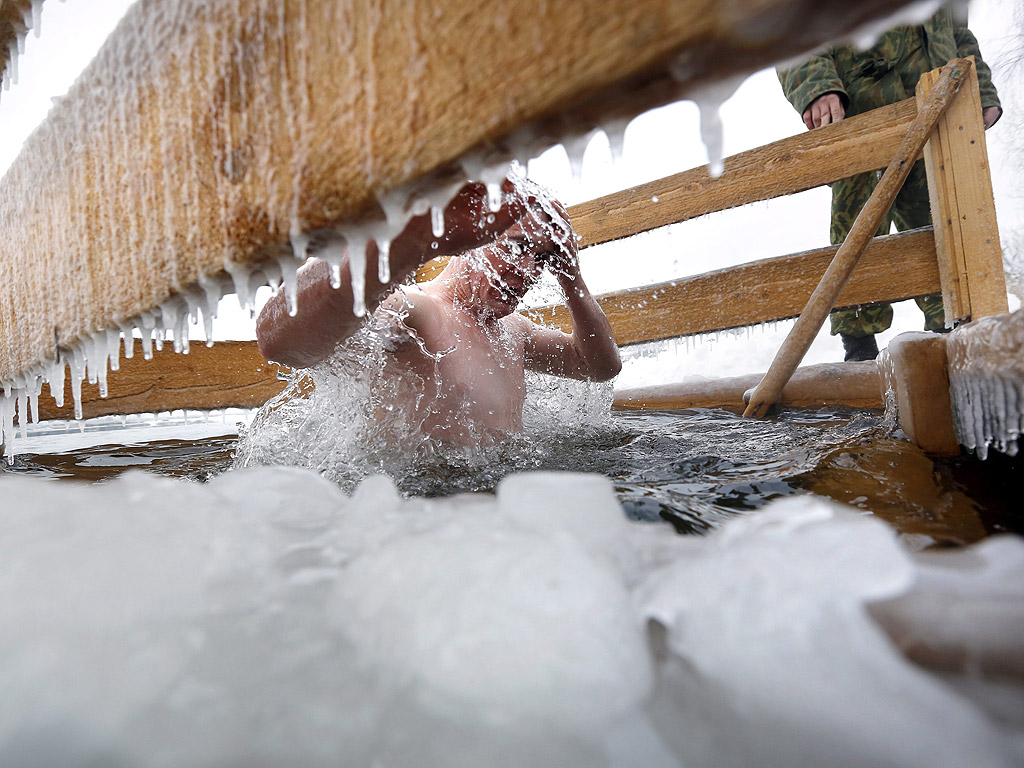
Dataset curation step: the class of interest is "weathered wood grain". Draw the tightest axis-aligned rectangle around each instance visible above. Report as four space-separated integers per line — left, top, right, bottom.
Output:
525 228 941 345
613 360 882 412
918 58 1007 323
743 59 970 419
0 0 927 385
35 340 288 421
885 332 958 455
571 99 917 248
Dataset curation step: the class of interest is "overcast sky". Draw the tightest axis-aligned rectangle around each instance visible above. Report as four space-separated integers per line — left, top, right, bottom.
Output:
0 0 1019 383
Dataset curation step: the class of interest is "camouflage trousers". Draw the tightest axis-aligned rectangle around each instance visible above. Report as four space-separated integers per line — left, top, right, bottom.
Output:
828 158 945 337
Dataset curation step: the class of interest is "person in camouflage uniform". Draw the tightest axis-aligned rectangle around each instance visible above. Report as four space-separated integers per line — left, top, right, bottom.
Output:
778 4 1002 361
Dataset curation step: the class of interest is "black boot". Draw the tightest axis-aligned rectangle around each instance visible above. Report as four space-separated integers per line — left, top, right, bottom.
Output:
840 333 879 362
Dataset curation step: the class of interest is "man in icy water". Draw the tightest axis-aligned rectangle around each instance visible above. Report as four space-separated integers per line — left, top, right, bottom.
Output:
255 176 621 446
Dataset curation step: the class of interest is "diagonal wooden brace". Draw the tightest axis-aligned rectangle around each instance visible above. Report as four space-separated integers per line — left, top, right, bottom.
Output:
742 58 973 420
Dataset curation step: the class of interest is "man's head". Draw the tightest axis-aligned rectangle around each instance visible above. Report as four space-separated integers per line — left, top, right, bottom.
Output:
462 198 575 317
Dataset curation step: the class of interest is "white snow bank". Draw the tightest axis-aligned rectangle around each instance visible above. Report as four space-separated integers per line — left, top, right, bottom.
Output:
0 468 1021 767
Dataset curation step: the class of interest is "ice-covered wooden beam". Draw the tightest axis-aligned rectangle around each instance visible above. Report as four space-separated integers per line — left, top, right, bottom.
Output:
946 308 1024 459
0 0 924 386
34 340 288 422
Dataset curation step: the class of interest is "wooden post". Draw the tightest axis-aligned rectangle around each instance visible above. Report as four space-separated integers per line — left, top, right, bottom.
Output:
884 333 958 455
917 56 1008 325
743 58 972 420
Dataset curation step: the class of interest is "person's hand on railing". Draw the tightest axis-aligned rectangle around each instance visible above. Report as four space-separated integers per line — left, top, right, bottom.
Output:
982 105 1001 129
802 92 846 129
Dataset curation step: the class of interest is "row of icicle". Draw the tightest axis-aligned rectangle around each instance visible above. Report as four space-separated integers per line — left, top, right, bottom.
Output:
0 0 44 93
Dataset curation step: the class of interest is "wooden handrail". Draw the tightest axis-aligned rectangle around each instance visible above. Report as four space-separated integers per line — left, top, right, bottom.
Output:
525 228 940 345
415 98 917 280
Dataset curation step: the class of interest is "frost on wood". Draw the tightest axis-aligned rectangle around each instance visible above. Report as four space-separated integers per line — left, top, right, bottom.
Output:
0 0 931 451
947 309 1024 459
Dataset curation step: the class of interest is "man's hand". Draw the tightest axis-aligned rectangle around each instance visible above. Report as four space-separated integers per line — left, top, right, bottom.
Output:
982 106 1001 130
802 93 845 130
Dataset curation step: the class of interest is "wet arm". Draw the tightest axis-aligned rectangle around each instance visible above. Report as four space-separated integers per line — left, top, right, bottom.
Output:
257 183 520 368
521 270 621 382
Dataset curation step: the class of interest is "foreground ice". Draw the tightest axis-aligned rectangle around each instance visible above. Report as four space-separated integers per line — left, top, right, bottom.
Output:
0 468 1021 768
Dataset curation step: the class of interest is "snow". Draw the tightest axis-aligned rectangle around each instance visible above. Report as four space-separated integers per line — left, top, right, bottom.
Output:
0 469 1021 767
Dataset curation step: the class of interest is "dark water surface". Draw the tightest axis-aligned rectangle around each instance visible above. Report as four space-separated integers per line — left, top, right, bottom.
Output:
5 407 1019 544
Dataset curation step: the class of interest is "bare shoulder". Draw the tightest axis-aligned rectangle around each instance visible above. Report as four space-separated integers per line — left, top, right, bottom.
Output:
375 286 447 352
500 311 536 338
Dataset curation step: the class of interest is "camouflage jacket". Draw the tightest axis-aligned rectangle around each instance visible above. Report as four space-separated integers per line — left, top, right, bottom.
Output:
777 5 1001 120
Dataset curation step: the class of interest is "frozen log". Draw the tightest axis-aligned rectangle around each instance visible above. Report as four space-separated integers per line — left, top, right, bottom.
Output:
881 332 958 456
613 361 883 412
1 0 926 387
34 340 288 422
946 308 1024 459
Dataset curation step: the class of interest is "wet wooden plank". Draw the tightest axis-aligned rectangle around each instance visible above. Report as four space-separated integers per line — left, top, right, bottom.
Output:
613 360 882 411
526 227 940 345
36 340 288 421
570 99 917 248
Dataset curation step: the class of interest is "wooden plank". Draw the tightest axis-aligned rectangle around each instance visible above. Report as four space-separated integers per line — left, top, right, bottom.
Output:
0 0 927 386
918 69 969 322
416 98 917 281
929 58 1007 319
35 340 287 422
525 227 940 345
613 361 882 412
570 100 917 248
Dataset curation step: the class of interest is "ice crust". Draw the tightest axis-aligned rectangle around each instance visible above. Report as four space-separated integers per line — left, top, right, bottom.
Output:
947 311 1024 459
0 468 1021 768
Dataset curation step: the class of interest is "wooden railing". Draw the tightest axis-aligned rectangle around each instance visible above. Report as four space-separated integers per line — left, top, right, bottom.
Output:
32 62 1007 422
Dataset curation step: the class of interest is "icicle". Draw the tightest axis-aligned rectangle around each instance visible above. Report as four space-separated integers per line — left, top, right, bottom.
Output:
322 241 345 290
346 233 368 318
377 187 408 229
106 328 121 373
70 347 85 421
562 128 599 185
142 327 154 360
601 116 629 165
278 254 300 317
377 239 391 283
698 102 725 179
486 183 502 213
119 322 135 359
430 205 445 238
50 358 66 409
17 390 28 440
1 394 15 463
225 260 254 311
31 0 42 38
7 41 18 87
